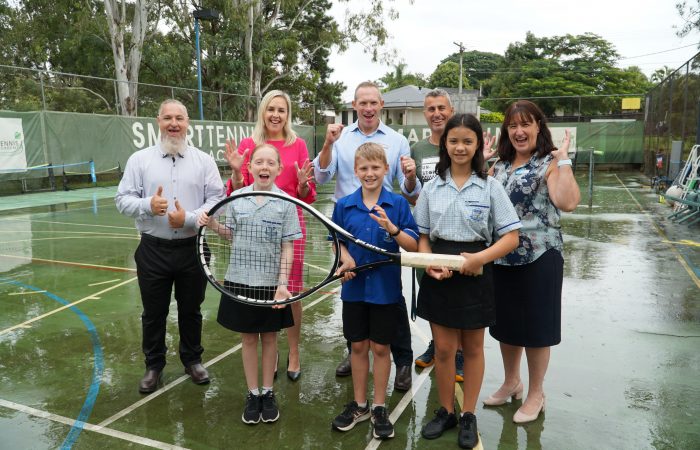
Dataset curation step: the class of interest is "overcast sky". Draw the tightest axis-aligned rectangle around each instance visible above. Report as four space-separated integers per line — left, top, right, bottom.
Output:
327 0 700 101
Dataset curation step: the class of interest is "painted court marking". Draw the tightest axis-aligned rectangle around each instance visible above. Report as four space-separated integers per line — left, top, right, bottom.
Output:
0 277 138 336
0 254 137 273
0 399 188 450
615 174 700 289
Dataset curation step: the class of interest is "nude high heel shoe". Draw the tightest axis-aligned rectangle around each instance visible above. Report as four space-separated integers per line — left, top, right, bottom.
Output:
513 394 545 424
482 381 524 406
484 381 523 406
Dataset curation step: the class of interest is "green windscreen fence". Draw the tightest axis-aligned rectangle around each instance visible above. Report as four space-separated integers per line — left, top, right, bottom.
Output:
0 110 314 181
0 110 641 185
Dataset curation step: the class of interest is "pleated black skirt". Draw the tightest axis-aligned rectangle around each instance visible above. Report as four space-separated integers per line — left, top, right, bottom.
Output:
417 240 494 330
217 282 293 333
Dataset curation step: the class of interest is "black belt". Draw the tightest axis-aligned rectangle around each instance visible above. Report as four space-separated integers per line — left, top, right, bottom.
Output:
141 233 197 247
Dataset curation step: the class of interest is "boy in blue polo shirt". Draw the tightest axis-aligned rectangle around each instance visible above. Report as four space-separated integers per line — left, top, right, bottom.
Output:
330 142 419 440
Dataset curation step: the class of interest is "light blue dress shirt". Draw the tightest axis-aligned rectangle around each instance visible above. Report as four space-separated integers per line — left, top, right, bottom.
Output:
115 143 225 239
313 121 421 201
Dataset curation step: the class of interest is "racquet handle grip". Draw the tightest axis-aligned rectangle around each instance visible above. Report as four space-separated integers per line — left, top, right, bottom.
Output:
400 252 484 275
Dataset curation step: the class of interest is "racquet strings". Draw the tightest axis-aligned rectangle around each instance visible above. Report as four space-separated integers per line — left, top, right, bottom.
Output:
202 193 338 304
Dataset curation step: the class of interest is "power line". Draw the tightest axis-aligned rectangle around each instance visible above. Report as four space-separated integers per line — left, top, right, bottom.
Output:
619 43 699 60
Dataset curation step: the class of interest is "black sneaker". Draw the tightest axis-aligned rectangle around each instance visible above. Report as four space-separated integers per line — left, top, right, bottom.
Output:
415 340 435 367
331 401 370 431
371 406 394 439
260 391 279 423
421 406 457 439
241 392 261 424
458 412 479 449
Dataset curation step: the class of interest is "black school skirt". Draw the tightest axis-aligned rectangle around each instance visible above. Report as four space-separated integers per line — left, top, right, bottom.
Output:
217 282 294 333
416 240 494 330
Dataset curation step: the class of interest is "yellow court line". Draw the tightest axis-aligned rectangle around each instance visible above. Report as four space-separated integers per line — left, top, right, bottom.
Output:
0 277 138 336
615 174 700 290
661 239 700 248
0 254 137 273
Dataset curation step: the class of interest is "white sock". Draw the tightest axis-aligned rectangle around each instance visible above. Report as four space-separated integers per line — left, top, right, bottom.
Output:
372 403 385 410
249 388 260 396
262 386 273 395
356 401 367 409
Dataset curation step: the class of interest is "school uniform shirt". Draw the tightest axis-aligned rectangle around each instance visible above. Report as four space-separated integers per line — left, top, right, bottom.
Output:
223 185 302 286
414 169 522 244
331 187 419 304
115 143 224 239
313 121 421 201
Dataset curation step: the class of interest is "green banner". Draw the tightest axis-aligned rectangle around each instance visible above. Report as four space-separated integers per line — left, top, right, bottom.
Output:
0 110 314 180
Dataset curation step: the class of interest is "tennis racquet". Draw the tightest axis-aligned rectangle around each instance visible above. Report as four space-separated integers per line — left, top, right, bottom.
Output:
197 190 471 306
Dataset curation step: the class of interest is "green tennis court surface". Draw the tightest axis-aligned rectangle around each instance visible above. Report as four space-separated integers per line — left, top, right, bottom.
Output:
1 172 698 449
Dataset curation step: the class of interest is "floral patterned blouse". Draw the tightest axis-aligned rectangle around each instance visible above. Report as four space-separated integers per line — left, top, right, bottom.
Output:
491 153 563 266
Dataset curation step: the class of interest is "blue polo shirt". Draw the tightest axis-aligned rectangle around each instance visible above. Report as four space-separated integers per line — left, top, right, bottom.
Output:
331 187 419 304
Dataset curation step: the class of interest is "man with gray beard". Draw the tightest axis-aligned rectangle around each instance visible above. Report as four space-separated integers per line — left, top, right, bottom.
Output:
116 99 224 394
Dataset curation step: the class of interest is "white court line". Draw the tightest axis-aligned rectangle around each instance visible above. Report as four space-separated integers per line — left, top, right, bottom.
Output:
88 279 121 287
0 236 139 245
364 316 433 450
0 398 189 450
0 218 135 230
98 289 338 428
0 254 137 273
8 290 47 295
0 277 138 336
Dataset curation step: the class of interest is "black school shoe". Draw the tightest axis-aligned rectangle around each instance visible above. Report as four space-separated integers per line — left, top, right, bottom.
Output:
331 401 370 431
421 406 457 439
242 392 261 424
458 412 479 449
261 391 280 423
371 406 395 439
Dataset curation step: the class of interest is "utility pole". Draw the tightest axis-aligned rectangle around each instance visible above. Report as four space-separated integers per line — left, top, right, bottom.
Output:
453 41 465 94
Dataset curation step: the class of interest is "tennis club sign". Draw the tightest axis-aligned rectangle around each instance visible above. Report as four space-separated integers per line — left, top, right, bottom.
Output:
0 118 27 172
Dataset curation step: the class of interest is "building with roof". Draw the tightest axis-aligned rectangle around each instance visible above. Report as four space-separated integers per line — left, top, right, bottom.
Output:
334 85 480 126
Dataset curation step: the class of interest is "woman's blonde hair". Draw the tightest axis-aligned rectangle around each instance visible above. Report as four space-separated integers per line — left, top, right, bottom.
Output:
252 90 297 147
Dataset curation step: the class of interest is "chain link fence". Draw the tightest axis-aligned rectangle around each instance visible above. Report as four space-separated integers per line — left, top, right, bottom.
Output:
644 52 700 178
0 64 257 122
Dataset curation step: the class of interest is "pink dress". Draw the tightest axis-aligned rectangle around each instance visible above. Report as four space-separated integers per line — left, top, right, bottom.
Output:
226 137 317 294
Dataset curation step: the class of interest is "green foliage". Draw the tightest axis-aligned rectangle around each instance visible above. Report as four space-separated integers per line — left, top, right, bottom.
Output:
379 63 428 91
480 111 504 123
484 32 651 117
429 61 470 89
440 50 503 94
676 1 700 36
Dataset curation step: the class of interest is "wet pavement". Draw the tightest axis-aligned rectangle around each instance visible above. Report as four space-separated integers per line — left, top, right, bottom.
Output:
0 171 698 449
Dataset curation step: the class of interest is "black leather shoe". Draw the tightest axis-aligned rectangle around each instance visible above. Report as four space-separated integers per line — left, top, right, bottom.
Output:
393 365 412 391
287 353 301 381
335 354 351 377
185 363 210 385
138 369 162 394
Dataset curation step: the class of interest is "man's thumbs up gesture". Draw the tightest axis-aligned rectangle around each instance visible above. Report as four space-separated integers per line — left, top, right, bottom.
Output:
168 200 186 228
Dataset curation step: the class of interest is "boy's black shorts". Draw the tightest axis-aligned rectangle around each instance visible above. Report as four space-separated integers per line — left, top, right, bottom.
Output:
342 301 401 345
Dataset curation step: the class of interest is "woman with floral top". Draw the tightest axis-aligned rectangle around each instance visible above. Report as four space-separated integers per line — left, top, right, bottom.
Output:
485 100 580 424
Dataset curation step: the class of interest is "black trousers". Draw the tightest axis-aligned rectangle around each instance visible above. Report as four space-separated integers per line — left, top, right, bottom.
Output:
345 298 413 367
134 234 207 371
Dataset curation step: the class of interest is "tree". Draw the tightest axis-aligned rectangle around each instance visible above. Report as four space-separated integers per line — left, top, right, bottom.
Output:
379 63 427 91
438 50 503 94
484 32 651 117
428 61 469 90
676 1 700 37
103 0 158 116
